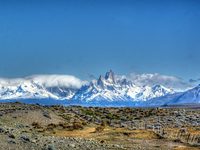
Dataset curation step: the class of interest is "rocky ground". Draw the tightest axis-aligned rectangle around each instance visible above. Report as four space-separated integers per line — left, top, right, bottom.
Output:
0 102 199 150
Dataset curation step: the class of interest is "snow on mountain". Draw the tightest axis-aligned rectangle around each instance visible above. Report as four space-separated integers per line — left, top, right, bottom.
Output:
0 71 198 106
46 87 77 99
145 84 200 106
0 80 57 99
167 84 200 104
0 75 86 100
73 70 174 102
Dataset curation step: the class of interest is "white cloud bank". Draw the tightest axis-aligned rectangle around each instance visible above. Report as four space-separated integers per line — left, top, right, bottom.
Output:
0 75 87 89
28 75 87 89
0 72 194 91
117 73 192 91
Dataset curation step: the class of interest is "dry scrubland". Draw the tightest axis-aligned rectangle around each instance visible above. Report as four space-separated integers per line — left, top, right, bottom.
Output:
0 102 199 150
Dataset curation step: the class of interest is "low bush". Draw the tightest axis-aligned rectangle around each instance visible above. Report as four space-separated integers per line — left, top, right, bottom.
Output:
32 122 42 129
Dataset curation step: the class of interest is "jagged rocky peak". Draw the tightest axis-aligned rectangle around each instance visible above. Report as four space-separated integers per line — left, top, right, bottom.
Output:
152 84 163 90
97 75 105 88
105 69 115 83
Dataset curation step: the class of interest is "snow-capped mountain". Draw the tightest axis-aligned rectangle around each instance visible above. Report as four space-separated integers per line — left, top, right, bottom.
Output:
174 84 200 104
72 70 174 102
145 84 200 106
46 86 77 100
165 84 200 105
0 81 50 99
0 75 83 100
0 71 199 107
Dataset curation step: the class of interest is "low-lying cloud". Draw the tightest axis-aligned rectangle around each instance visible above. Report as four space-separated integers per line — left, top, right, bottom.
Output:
0 75 87 89
0 72 196 91
28 75 87 89
121 73 193 91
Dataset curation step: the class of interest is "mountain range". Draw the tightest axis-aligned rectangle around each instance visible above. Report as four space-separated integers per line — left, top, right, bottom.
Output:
0 70 199 107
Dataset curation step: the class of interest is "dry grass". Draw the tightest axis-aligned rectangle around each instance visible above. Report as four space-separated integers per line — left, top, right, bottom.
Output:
53 126 96 138
173 146 200 150
52 126 159 140
52 126 197 149
163 127 200 139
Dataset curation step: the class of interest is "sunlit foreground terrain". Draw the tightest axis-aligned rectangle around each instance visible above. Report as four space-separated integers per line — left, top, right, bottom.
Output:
0 102 199 150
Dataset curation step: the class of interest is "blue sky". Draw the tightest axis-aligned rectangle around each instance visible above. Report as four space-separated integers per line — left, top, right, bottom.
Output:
0 0 200 80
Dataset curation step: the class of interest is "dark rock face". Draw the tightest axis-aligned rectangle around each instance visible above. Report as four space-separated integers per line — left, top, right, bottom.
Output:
105 70 115 84
97 75 105 89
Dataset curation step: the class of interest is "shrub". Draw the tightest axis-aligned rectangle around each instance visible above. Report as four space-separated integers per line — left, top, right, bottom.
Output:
46 123 57 131
95 126 105 133
71 122 84 130
32 122 42 129
58 122 70 129
95 121 106 133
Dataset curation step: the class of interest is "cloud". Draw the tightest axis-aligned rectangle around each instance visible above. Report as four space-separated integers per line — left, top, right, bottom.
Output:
0 72 195 91
120 73 192 91
0 78 26 86
0 75 87 89
28 75 87 89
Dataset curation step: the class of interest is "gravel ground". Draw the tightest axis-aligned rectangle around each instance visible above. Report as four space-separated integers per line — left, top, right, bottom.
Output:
0 103 199 150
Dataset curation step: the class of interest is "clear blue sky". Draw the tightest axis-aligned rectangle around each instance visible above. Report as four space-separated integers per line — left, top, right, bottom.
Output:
0 0 200 80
